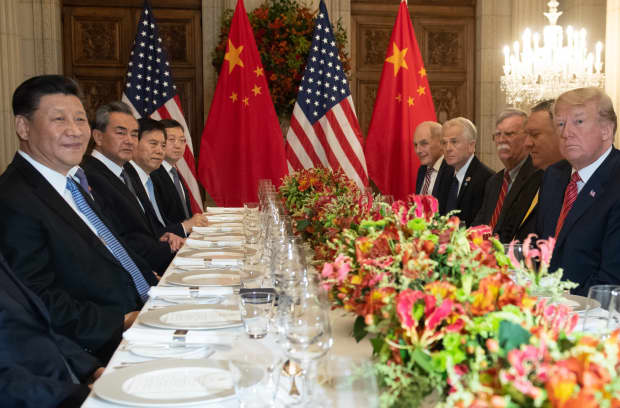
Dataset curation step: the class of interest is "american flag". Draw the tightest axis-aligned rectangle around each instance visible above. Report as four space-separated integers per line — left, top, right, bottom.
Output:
122 0 203 213
285 0 368 188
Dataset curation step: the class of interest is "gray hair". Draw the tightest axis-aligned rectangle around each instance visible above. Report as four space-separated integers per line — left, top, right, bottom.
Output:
443 117 477 142
495 108 527 127
530 99 555 120
93 101 134 132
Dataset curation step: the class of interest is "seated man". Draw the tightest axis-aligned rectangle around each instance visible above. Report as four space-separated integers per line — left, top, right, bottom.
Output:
441 117 494 226
0 75 157 362
413 121 453 213
82 102 183 274
151 119 199 224
507 99 564 241
0 251 102 408
472 109 541 243
124 118 205 238
537 87 620 295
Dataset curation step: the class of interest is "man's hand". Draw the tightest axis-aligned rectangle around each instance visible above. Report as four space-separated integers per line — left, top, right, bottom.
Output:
159 232 185 252
123 311 139 330
181 213 208 233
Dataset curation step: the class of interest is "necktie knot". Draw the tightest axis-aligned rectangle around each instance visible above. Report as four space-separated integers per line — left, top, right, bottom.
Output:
503 171 511 184
571 171 582 184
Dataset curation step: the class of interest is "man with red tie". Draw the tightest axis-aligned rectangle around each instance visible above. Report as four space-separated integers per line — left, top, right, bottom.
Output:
537 87 620 296
413 121 453 213
472 109 542 243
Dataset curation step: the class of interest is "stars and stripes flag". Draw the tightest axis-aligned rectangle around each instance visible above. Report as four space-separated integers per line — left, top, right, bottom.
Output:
122 0 203 213
285 0 368 188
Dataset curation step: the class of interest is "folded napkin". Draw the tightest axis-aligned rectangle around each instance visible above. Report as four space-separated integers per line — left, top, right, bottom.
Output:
148 286 233 298
211 259 242 267
123 327 238 345
173 257 204 267
206 206 245 214
208 213 244 220
194 226 242 234
185 238 243 249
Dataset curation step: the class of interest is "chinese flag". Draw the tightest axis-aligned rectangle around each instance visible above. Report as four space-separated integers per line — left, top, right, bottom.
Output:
198 0 286 206
364 1 436 201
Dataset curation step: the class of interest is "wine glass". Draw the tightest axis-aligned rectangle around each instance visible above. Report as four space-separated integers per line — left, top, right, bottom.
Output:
582 284 620 335
277 287 333 405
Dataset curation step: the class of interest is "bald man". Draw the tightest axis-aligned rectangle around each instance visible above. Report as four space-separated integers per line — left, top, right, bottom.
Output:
414 121 454 213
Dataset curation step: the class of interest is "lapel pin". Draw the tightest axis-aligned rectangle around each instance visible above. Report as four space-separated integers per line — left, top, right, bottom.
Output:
589 190 596 197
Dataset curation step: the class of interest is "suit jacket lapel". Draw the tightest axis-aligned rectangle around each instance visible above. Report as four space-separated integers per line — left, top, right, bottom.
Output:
14 155 119 264
556 150 617 247
178 171 193 216
456 156 478 206
124 163 164 231
497 157 535 225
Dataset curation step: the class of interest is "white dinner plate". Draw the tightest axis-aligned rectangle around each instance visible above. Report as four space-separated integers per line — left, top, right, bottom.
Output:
93 359 252 406
166 270 240 287
138 304 242 330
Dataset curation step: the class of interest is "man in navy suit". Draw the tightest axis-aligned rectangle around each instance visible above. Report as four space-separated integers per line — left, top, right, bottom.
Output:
537 87 620 295
0 75 156 362
441 117 494 226
124 118 207 238
151 119 196 224
0 251 102 407
82 101 183 274
413 121 453 214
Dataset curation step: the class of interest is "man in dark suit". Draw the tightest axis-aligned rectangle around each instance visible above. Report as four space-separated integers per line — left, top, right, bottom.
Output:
508 99 564 241
0 75 157 362
413 121 454 213
0 251 103 407
82 102 183 275
124 118 207 238
441 117 494 226
537 87 620 296
472 109 542 243
151 119 195 224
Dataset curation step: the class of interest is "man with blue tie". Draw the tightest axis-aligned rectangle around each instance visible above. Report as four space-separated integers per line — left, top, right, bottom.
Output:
0 75 157 362
124 118 206 238
82 102 183 274
151 119 196 224
537 87 620 295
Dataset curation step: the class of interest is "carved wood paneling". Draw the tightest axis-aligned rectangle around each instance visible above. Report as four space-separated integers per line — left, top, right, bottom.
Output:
430 81 467 123
357 81 379 135
62 5 203 154
361 26 391 68
78 77 123 121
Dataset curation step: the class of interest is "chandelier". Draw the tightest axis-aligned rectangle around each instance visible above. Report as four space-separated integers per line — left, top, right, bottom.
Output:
500 0 605 107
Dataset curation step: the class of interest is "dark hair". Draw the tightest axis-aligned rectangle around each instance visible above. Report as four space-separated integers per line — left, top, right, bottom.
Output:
138 117 167 140
94 101 134 132
159 118 183 130
530 99 555 120
12 75 84 118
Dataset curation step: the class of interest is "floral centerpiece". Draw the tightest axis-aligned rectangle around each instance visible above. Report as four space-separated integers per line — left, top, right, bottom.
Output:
212 0 351 119
278 167 620 408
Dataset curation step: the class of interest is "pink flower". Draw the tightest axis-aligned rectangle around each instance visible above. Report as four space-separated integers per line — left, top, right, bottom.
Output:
391 200 409 224
410 194 439 220
321 262 334 279
395 289 426 330
536 237 555 267
333 254 351 283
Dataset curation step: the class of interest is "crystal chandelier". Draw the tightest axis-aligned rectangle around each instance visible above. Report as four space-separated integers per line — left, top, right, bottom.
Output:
500 0 605 107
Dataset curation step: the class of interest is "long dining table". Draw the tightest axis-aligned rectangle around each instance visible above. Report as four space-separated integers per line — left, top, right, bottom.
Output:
82 213 377 408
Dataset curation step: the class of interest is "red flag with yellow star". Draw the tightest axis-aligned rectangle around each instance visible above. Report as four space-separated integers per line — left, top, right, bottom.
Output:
198 0 286 206
364 1 436 201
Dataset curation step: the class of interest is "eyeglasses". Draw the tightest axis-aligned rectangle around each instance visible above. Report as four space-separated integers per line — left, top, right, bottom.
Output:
492 130 522 140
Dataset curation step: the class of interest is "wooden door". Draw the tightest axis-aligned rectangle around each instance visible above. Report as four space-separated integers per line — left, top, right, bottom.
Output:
61 0 203 153
351 0 475 134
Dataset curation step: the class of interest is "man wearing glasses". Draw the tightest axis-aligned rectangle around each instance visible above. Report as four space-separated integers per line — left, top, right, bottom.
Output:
473 109 542 242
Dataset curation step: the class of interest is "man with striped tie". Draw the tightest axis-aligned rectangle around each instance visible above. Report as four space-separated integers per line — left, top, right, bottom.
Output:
414 121 453 214
537 87 620 295
0 75 157 362
472 109 541 243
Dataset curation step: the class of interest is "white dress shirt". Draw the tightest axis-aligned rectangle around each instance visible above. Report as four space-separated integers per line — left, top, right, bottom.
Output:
91 149 123 180
455 154 475 195
425 156 444 195
18 150 98 235
575 146 612 193
161 160 175 183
